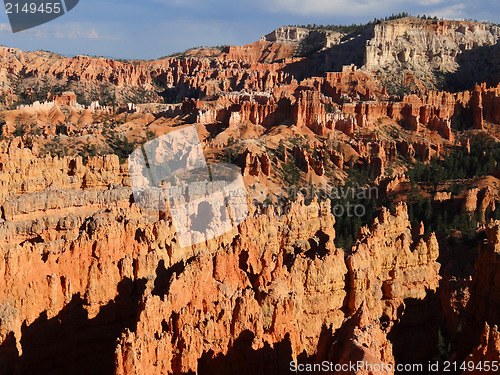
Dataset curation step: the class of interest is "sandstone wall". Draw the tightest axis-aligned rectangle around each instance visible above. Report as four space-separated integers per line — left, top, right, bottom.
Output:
460 222 500 365
364 18 500 77
114 202 440 374
0 146 442 374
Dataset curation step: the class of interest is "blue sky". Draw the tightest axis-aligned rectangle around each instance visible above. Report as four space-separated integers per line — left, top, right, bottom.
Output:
0 0 498 60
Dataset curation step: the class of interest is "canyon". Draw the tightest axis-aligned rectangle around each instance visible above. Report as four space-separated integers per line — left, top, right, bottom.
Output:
0 15 499 374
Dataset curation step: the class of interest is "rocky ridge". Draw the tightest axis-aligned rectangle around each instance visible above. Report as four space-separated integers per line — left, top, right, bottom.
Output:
0 139 442 374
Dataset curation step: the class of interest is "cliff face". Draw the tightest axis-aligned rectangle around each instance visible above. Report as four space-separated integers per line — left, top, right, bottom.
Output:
114 202 440 374
222 41 297 64
364 18 500 73
0 140 442 375
115 197 345 375
362 18 500 91
459 222 500 364
321 302 395 375
0 146 187 374
464 223 500 328
0 146 128 206
262 27 311 46
2 17 499 111
262 27 344 52
0 48 296 105
465 323 500 375
347 205 440 319
196 80 500 150
258 18 500 90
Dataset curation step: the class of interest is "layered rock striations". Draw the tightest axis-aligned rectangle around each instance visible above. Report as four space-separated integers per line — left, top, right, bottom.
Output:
0 145 442 374
2 17 500 108
114 203 440 374
347 204 440 320
364 18 500 74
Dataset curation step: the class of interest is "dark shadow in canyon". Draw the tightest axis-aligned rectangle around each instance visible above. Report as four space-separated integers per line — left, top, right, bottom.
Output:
152 257 196 300
445 42 500 92
0 277 146 375
284 30 500 94
0 332 18 374
280 27 375 81
197 330 293 375
305 230 330 259
387 292 441 375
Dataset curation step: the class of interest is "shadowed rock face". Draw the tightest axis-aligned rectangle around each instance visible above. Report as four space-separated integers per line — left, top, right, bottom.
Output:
112 202 441 374
458 224 500 364
365 18 500 74
0 144 442 375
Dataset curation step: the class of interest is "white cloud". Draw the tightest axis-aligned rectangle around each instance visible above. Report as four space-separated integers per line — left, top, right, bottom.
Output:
259 0 474 19
0 23 11 33
428 3 466 19
264 0 407 17
19 23 100 39
417 0 445 5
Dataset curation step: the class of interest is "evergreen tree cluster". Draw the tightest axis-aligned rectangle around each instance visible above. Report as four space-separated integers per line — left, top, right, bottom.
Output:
406 189 485 239
288 13 417 35
407 135 500 185
405 134 500 239
333 165 380 252
12 75 71 108
334 189 379 253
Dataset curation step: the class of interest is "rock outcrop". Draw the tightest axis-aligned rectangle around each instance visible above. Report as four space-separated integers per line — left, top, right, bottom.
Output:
111 202 440 374
347 204 440 320
465 323 500 374
364 18 500 89
320 302 395 375
460 222 500 362
114 197 345 374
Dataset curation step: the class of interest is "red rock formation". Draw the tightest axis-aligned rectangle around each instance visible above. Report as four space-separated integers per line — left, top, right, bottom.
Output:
462 187 496 220
397 140 415 159
347 203 440 321
412 141 433 162
329 149 344 170
440 272 471 335
330 112 358 137
242 151 271 177
465 323 500 374
292 145 324 176
378 173 410 195
0 136 443 374
115 197 345 374
292 90 327 132
460 222 500 363
322 303 395 375
0 21 499 375
0 148 129 207
221 41 296 64
112 202 440 374
52 92 77 106
477 188 497 222
352 141 398 179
